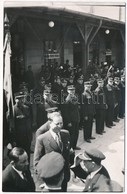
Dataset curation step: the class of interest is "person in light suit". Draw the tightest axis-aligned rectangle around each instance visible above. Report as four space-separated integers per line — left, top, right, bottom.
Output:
2 147 35 192
33 112 70 192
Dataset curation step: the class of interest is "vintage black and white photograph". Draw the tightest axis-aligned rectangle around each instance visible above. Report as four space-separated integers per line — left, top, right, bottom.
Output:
2 0 125 192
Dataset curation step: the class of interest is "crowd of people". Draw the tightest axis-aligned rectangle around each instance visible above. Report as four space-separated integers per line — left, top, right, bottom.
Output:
3 59 125 192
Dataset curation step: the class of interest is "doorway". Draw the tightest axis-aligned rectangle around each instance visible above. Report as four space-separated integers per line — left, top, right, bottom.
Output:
73 42 82 67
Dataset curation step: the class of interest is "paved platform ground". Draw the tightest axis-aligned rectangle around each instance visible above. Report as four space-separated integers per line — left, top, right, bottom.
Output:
30 118 125 191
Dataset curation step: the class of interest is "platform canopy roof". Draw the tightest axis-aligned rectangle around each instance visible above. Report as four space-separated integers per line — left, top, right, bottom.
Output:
4 1 125 30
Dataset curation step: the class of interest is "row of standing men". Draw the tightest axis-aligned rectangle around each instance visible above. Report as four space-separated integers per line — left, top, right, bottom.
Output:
3 73 125 192
8 73 125 163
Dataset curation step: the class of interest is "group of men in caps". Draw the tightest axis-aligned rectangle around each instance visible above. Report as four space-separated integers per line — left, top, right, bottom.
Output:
3 62 125 192
3 146 123 192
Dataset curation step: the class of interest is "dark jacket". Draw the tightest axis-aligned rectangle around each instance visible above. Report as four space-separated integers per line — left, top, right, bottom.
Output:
14 104 32 148
63 94 80 123
75 82 84 104
83 166 111 192
82 90 95 117
94 87 107 109
2 164 35 192
104 84 115 107
32 97 57 128
113 84 121 104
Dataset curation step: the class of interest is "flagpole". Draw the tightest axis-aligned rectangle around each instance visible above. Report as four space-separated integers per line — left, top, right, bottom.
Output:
3 13 15 148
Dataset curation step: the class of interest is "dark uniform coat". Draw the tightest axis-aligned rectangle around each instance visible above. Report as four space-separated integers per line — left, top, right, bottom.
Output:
82 90 95 140
14 104 32 160
113 84 121 120
52 82 62 104
2 164 35 192
94 87 107 134
32 88 57 128
75 82 84 127
83 166 111 192
62 94 80 149
104 84 115 126
119 82 125 118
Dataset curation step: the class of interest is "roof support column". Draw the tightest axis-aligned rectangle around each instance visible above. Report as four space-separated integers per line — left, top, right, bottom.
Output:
120 29 125 43
76 20 102 77
76 23 90 76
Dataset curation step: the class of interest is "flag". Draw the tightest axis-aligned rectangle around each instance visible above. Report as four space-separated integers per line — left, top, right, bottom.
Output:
3 14 15 134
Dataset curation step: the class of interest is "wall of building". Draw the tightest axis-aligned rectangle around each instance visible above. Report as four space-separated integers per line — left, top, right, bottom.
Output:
91 29 125 68
18 17 124 80
64 38 73 67
23 18 63 78
111 31 125 68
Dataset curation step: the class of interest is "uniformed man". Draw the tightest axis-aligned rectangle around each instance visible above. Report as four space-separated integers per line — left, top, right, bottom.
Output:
82 82 96 143
64 85 80 150
119 75 125 119
104 77 115 128
36 151 65 192
113 77 121 122
73 148 112 192
32 76 45 129
71 148 123 192
13 92 33 161
32 88 57 129
94 79 107 135
60 78 68 123
35 107 60 138
61 78 68 94
75 75 84 130
67 75 75 86
52 76 62 104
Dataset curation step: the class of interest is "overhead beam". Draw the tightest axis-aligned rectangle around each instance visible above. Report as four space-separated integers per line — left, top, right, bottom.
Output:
120 29 125 43
88 20 102 45
76 23 85 41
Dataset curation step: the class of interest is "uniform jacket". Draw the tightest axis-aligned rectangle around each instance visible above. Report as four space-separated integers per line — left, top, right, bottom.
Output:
34 129 70 182
113 84 121 104
81 90 95 117
52 82 62 103
2 164 35 192
32 97 57 128
94 87 107 109
14 104 32 145
63 94 80 123
104 84 115 107
119 82 125 102
75 83 84 104
83 166 111 192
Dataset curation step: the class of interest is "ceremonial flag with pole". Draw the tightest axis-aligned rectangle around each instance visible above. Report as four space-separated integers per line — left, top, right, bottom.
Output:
3 13 15 146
